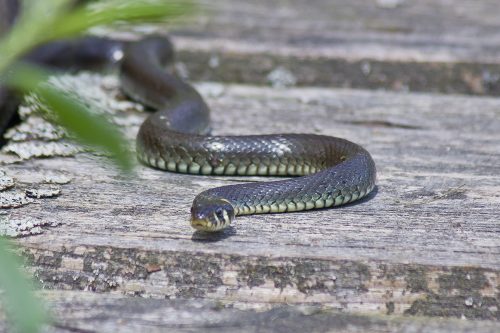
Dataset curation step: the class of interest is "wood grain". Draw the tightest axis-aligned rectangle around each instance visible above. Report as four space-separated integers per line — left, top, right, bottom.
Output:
1 78 499 320
3 291 499 333
1 0 500 329
166 0 500 95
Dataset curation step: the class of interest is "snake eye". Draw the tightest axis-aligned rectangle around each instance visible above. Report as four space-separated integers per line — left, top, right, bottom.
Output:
215 208 225 221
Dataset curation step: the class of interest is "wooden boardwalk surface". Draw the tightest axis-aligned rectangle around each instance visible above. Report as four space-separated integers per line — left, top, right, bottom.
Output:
1 0 499 331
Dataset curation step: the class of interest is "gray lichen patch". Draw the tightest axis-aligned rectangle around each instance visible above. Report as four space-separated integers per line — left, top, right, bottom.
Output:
43 172 72 185
0 170 32 208
25 185 61 199
2 72 142 163
267 66 297 88
0 216 61 237
175 62 190 80
0 170 15 191
32 73 144 117
0 191 33 208
3 116 65 142
2 141 81 160
0 170 64 236
195 82 226 98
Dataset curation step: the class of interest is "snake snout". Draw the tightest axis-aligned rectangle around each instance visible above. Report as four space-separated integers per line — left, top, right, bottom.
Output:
190 196 235 232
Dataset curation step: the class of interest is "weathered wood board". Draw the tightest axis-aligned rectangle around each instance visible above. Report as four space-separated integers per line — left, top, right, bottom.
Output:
1 0 500 331
165 0 500 95
1 77 499 321
2 291 500 333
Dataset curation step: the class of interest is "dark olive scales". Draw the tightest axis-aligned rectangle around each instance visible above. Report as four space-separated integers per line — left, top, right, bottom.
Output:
121 37 376 232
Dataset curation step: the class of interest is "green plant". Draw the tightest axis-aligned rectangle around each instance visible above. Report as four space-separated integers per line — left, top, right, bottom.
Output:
0 237 46 333
0 1 193 332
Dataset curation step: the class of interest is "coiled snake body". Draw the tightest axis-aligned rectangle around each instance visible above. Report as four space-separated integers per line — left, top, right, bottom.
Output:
121 37 376 231
1 10 376 232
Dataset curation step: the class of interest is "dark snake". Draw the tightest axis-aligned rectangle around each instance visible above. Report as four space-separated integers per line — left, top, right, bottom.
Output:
1 1 376 232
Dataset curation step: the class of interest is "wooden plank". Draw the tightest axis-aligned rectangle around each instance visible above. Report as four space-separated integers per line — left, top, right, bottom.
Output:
2 291 500 333
1 73 499 320
160 0 500 95
1 0 500 328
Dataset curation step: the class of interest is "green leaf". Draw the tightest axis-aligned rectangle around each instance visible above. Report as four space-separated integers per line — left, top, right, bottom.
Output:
48 0 195 40
0 237 48 333
0 0 195 76
0 0 72 73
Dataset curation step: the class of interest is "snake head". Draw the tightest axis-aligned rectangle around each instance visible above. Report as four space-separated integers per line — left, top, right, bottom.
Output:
190 196 235 232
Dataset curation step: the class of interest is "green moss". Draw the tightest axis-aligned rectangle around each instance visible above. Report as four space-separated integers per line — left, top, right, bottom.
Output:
404 267 498 320
178 50 500 96
23 245 499 320
378 264 428 292
237 259 371 296
405 294 499 320
405 267 429 293
438 268 489 293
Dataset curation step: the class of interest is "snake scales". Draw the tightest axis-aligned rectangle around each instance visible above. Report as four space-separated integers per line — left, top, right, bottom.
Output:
1 3 376 232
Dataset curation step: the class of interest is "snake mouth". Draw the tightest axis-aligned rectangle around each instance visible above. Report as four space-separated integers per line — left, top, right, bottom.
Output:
191 218 227 232
190 218 210 231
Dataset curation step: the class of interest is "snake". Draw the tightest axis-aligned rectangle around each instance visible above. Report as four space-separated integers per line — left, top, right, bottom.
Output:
1 2 376 233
